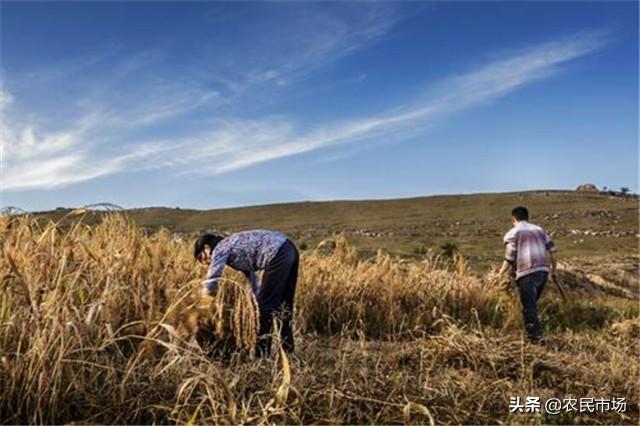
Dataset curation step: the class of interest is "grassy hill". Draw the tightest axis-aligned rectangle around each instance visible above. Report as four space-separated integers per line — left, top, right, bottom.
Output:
36 190 638 270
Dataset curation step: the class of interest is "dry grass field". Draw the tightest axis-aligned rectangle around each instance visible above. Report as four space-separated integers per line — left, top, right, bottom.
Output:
1 211 638 424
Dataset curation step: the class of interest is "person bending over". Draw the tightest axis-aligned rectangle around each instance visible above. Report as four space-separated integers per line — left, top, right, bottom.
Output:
194 229 299 356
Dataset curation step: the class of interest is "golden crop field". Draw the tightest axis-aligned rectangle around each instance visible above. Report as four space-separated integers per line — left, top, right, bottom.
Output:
1 213 638 424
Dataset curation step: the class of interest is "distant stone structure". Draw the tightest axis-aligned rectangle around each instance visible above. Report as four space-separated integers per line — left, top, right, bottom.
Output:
576 184 598 193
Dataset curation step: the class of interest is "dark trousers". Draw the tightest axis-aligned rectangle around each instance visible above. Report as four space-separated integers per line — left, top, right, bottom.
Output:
256 240 299 356
517 271 548 342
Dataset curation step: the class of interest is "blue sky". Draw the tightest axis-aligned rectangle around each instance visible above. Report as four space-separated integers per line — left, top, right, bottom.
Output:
1 1 638 210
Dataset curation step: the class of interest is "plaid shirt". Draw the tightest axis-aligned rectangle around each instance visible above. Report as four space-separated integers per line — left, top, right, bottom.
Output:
202 230 288 294
503 221 556 280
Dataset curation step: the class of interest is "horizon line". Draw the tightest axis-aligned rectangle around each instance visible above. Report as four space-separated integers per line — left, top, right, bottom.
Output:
4 186 635 214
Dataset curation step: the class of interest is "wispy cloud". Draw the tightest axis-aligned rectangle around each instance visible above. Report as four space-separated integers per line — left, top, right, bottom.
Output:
207 4 402 95
0 79 219 191
22 44 121 85
140 30 611 175
0 90 13 110
1 30 609 192
114 48 167 77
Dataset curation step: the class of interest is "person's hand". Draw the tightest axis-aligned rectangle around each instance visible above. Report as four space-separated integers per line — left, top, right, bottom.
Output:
201 282 219 297
199 297 211 310
484 270 497 287
199 285 215 309
201 286 212 298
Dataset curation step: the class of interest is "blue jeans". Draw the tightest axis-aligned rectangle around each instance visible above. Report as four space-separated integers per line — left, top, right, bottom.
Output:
517 271 548 341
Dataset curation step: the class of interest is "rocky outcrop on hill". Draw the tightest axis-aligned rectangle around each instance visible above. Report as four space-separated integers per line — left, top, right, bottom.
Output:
576 184 598 192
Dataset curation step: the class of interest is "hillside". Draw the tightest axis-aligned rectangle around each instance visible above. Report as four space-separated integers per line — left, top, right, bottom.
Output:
35 190 639 270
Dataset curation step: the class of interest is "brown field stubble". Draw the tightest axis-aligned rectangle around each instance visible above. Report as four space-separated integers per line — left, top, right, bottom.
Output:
1 213 638 424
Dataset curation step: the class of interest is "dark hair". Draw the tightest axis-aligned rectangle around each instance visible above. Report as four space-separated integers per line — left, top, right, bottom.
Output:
194 231 224 260
511 206 529 221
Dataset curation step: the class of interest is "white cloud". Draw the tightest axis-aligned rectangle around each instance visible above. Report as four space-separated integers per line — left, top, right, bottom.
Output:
1 108 114 191
0 83 219 191
118 89 221 127
23 44 121 84
185 31 612 174
0 89 13 110
114 49 167 77
1 31 609 192
3 154 117 191
211 4 402 94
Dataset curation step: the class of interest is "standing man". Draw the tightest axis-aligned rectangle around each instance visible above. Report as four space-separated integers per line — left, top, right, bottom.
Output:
498 206 557 343
194 230 299 356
